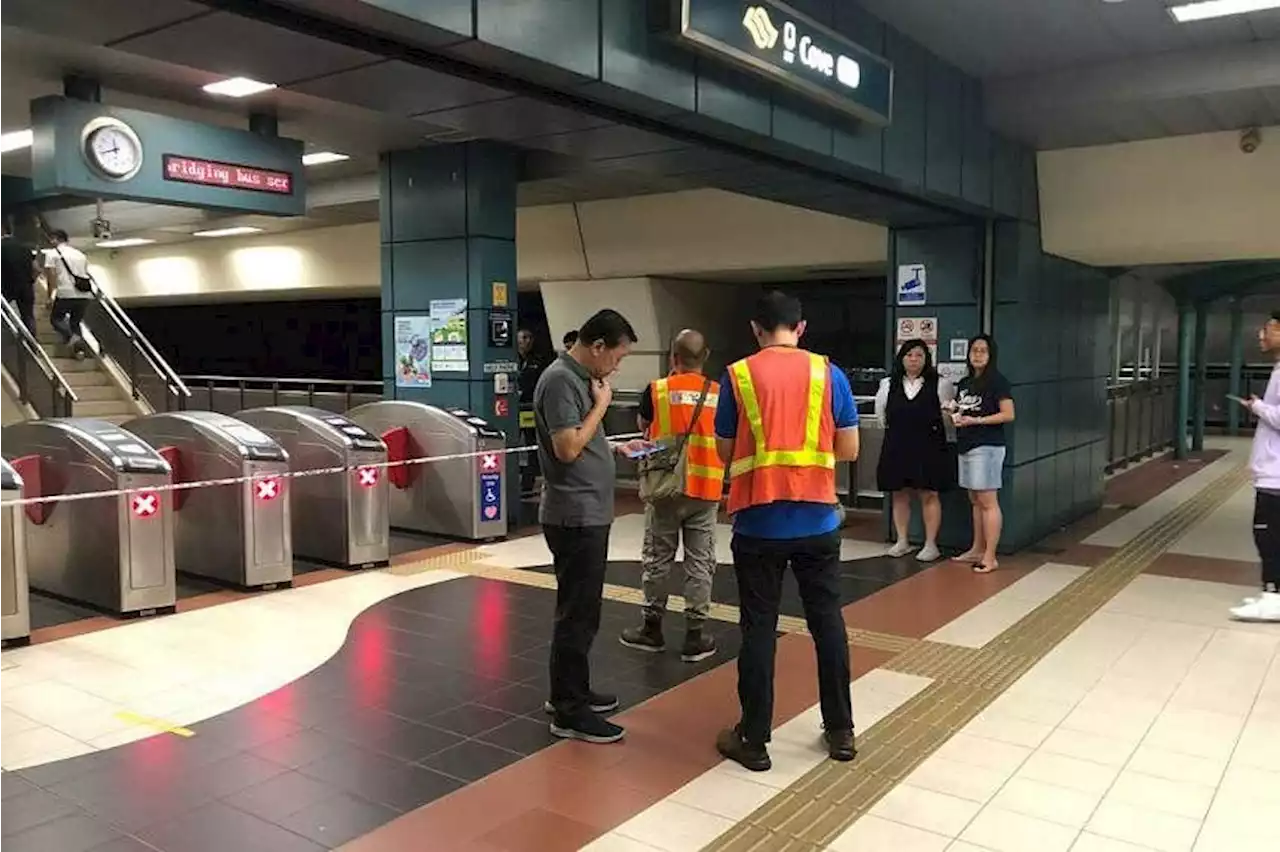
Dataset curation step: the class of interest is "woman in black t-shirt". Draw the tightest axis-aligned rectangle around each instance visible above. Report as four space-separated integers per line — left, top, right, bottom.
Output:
946 334 1016 573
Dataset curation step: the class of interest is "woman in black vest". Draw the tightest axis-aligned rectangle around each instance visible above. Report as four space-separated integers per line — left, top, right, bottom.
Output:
875 338 955 562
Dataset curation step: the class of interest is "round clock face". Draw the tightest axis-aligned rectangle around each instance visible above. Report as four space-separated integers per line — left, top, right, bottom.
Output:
84 122 143 180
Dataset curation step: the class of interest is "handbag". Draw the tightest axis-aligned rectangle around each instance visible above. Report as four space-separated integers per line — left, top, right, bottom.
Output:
54 246 93 293
637 376 712 503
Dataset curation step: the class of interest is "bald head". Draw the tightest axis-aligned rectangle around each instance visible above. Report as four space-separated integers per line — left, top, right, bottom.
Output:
671 328 709 372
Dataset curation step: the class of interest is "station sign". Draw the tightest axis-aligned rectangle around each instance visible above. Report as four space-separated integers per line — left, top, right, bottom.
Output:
164 156 293 195
673 0 893 126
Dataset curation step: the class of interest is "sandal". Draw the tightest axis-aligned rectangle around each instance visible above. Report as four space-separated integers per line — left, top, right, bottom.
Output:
952 551 982 564
972 563 996 574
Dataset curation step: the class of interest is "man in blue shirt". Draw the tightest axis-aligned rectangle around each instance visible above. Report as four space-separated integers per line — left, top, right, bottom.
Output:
713 291 860 771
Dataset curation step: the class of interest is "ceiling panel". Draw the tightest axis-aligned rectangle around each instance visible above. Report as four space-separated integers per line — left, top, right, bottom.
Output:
416 97 612 141
1198 88 1277 129
112 11 380 86
0 0 210 47
521 124 688 161
292 60 512 116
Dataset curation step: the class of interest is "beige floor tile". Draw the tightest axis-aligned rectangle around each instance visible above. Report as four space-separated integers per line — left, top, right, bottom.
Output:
1071 832 1167 851
1214 763 1280 806
1125 744 1226 787
827 815 951 852
1086 799 1200 852
668 770 778 822
932 733 1032 775
962 710 1055 749
959 806 1079 852
869 784 983 838
1106 769 1214 820
905 755 1011 804
1041 728 1138 768
988 777 1102 828
1016 751 1120 797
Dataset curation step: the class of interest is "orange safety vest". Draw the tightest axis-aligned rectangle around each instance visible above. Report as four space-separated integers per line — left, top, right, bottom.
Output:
725 347 836 514
646 372 725 501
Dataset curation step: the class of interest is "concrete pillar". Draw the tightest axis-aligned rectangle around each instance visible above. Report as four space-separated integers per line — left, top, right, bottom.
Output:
379 142 519 508
1228 297 1245 436
1175 302 1194 459
1192 302 1208 452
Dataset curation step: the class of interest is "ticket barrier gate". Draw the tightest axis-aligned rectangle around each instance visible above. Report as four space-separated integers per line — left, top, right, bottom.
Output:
1 419 176 616
2 459 31 644
347 401 508 541
236 406 389 568
124 412 293 589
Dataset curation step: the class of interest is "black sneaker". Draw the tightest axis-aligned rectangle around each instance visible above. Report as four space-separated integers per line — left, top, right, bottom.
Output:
824 728 856 762
620 618 665 653
716 726 771 772
543 691 619 715
680 627 717 663
550 712 625 744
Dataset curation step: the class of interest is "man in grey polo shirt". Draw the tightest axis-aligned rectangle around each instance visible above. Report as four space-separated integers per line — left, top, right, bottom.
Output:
536 308 651 744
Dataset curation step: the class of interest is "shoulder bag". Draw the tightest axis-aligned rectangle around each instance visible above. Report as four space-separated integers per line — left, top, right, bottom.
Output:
637 376 713 503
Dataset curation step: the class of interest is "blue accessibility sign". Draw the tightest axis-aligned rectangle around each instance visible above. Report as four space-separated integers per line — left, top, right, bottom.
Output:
480 472 502 522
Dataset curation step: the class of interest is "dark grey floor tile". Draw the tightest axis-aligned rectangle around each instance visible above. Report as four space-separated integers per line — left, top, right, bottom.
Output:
299 749 462 812
276 792 398 848
1 788 85 835
3 813 122 852
86 837 164 852
253 729 347 770
139 800 324 852
190 708 304 751
315 712 464 763
423 703 516 737
220 771 340 823
418 739 524 783
49 769 212 833
474 681 547 716
2 771 38 800
188 752 287 800
475 716 559 756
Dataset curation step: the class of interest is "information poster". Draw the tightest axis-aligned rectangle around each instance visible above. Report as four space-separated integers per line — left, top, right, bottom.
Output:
896 263 927 305
430 298 469 373
393 315 432 388
895 316 938 364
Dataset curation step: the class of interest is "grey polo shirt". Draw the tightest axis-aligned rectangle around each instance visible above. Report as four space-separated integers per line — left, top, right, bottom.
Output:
533 353 615 527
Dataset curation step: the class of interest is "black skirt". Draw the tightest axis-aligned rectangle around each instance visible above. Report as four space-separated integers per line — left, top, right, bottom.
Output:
875 382 956 493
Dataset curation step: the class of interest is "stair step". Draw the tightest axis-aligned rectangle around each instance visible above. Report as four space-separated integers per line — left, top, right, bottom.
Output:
63 371 111 387
74 400 134 417
49 358 101 373
72 385 122 402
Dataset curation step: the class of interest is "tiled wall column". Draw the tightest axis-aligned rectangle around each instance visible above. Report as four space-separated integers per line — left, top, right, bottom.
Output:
885 224 985 551
992 221 1111 552
380 142 520 506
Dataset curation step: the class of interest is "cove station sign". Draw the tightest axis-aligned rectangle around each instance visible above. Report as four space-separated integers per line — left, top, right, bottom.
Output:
674 0 893 126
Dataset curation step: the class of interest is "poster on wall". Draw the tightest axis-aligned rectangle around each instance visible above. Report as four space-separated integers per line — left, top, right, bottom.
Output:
896 263 927 305
393 315 432 388
895 316 938 364
429 298 469 373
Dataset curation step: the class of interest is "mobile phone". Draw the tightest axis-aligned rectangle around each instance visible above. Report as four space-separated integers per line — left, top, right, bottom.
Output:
624 443 660 459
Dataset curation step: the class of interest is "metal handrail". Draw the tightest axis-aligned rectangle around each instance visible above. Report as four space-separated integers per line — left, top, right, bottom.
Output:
181 374 382 389
180 374 382 412
1 299 79 404
87 279 190 399
1 300 77 418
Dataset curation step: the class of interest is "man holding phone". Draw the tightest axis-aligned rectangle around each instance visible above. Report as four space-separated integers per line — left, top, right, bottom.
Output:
534 308 651 744
1229 309 1280 622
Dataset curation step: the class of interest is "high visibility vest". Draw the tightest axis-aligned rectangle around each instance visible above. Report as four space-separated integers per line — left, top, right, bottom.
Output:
646 372 725 501
725 347 836 514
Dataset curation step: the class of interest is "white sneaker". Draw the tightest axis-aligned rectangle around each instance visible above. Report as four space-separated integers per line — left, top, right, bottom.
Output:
1229 591 1280 622
916 543 940 563
887 540 913 558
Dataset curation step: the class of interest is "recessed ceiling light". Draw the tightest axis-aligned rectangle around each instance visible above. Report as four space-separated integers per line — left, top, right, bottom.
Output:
1169 0 1280 22
202 77 277 98
192 226 265 238
96 238 156 248
301 151 350 166
1 129 34 153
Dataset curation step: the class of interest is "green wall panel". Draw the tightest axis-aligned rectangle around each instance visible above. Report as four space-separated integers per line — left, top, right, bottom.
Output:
477 0 600 78
925 58 963 198
696 62 773 137
960 79 992 208
600 0 696 112
881 31 927 188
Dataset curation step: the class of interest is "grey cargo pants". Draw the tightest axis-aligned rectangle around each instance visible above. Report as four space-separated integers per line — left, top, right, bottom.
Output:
641 495 718 624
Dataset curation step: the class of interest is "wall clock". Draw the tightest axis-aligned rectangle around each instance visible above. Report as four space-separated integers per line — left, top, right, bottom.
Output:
80 116 144 182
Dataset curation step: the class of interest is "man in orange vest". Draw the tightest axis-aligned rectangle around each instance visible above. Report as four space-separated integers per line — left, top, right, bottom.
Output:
620 329 725 662
713 291 861 772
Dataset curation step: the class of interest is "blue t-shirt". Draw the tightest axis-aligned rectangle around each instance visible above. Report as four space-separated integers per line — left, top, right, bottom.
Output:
715 360 858 540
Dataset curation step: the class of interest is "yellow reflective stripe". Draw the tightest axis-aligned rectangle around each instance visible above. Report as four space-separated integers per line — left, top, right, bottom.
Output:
730 360 765 455
805 353 825 455
729 450 835 477
687 434 718 449
654 378 671 436
686 463 726 480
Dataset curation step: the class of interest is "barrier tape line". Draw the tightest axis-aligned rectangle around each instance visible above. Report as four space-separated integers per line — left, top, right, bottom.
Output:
3 431 644 510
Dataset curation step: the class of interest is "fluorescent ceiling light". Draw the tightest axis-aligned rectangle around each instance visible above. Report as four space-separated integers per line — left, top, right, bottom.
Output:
1 129 33 153
192 226 264 238
96 238 156 248
1169 1 1280 22
301 151 350 166
202 77 277 98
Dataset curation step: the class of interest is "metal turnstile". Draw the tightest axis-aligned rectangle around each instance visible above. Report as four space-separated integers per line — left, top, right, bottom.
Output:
347 401 508 541
2 459 31 644
2 419 176 616
124 412 293 589
236 406 389 568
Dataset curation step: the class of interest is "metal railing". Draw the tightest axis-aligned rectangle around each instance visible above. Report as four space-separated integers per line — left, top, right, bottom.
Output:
180 375 383 416
1 299 77 418
1106 376 1177 471
80 281 190 412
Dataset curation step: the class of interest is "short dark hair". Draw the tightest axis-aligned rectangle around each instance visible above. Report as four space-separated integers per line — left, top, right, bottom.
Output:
1271 310 1280 324
753 291 803 332
577 310 636 349
50 229 69 243
562 329 579 348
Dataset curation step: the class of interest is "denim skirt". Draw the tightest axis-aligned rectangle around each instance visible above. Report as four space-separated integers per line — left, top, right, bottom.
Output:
958 445 1006 492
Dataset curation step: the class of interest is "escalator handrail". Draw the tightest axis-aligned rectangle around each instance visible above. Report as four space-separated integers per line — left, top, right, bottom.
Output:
180 374 383 389
86 279 190 399
1 298 79 403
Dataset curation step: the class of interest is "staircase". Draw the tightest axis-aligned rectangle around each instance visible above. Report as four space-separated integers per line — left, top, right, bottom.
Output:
31 289 142 425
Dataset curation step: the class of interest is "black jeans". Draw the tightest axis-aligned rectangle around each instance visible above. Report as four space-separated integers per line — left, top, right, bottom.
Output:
1256 490 1280 590
732 531 852 746
50 298 88 343
545 523 611 716
10 298 35 335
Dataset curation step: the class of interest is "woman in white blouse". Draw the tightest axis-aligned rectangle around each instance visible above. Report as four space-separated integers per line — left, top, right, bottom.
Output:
874 339 955 562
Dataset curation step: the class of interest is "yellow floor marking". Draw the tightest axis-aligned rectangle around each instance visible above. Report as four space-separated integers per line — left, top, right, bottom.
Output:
114 710 195 738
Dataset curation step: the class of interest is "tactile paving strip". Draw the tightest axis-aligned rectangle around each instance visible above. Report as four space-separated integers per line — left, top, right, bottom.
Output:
702 463 1250 852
